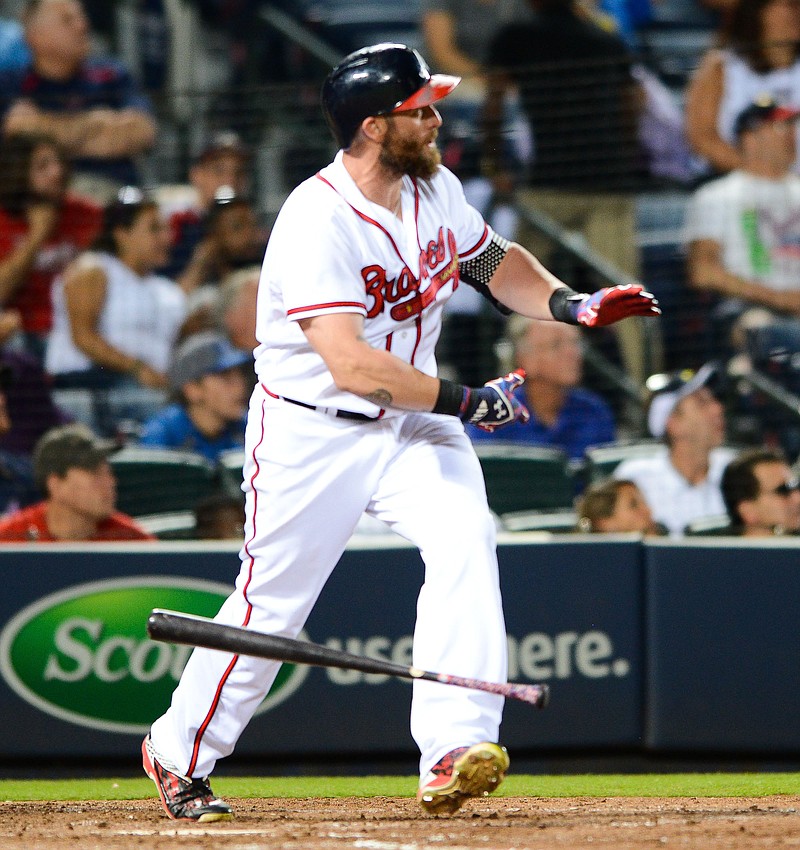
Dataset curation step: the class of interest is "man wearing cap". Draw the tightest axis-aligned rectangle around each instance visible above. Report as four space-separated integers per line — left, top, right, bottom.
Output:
0 422 153 541
613 364 737 536
721 447 800 536
138 332 250 463
685 96 800 352
142 42 659 823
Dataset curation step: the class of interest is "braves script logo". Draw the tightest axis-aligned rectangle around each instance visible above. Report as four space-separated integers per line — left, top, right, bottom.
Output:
363 228 459 321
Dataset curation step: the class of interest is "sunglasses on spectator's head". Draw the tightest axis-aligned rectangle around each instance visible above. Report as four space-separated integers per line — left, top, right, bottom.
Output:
767 479 800 497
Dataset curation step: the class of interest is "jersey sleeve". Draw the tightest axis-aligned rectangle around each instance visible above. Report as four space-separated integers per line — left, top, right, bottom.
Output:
267 184 370 322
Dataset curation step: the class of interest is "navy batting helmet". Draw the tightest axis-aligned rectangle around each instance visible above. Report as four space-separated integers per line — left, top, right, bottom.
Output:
321 43 460 150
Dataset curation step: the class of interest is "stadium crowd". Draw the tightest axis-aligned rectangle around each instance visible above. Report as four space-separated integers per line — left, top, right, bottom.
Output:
0 0 799 540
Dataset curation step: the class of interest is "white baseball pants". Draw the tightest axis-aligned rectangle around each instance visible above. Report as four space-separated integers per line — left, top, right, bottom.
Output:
151 383 507 778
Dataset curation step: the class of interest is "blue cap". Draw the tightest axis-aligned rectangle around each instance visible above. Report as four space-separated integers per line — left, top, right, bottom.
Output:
169 332 251 392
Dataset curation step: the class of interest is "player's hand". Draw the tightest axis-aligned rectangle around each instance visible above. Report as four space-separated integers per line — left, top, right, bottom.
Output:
461 369 530 432
572 284 661 327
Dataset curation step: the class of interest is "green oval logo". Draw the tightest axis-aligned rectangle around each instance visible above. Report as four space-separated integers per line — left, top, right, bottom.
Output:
0 577 308 734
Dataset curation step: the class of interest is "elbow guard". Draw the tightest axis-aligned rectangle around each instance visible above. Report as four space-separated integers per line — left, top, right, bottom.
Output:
458 232 513 315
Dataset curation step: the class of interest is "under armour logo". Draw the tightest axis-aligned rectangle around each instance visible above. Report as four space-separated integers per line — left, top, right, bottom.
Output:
493 399 506 417
470 400 488 422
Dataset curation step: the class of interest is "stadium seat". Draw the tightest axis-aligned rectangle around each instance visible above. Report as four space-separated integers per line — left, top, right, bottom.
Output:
217 448 246 498
500 509 578 534
136 511 197 540
110 447 219 517
683 514 733 536
474 444 575 514
584 441 663 484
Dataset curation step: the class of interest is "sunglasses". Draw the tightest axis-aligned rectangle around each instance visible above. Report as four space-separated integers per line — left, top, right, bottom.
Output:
767 479 800 497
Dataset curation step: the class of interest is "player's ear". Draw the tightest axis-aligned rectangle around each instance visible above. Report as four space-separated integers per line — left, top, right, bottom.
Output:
361 115 388 145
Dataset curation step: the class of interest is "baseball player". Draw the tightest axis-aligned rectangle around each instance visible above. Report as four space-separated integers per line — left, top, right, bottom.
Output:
143 43 660 821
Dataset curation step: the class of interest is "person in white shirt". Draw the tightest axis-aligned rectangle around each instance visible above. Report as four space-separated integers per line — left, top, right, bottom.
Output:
46 188 187 435
614 364 737 536
685 97 800 354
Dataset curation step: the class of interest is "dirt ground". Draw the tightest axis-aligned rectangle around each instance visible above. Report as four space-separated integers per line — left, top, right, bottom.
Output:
1 795 798 850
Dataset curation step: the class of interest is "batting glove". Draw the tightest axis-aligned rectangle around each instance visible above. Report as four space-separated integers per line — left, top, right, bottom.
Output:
570 283 661 328
461 369 531 433
551 284 661 328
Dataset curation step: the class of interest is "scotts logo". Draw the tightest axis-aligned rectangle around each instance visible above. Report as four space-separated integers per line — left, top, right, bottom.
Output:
0 577 308 734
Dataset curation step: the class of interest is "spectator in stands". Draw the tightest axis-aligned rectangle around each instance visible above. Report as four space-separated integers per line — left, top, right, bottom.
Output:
138 331 249 463
44 188 187 437
0 132 101 359
159 131 252 281
0 0 157 200
468 316 616 461
0 344 69 456
214 265 259 355
721 447 800 535
614 364 738 536
576 477 663 534
178 192 267 336
422 0 531 84
685 0 800 177
193 491 244 540
0 422 154 540
483 0 656 387
0 12 30 71
685 98 800 355
0 359 40 517
422 0 532 385
179 191 264 291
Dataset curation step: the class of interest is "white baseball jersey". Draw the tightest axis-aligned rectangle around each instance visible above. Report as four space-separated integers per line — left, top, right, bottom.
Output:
255 150 494 415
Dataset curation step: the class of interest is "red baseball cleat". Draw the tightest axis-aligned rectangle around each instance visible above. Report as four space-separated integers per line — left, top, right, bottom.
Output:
142 735 233 822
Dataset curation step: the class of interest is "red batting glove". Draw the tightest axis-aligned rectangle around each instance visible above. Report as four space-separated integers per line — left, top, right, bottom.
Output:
572 284 661 328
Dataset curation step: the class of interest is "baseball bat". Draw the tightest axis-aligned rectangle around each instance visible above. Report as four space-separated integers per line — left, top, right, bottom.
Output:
147 609 549 708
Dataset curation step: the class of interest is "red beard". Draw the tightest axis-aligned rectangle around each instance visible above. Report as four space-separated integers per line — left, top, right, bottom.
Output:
379 122 441 180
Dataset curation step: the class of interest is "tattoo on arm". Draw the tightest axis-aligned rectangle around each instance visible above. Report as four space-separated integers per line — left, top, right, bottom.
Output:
364 388 393 407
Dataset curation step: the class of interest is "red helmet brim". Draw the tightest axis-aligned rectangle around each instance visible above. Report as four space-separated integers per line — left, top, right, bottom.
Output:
391 74 461 113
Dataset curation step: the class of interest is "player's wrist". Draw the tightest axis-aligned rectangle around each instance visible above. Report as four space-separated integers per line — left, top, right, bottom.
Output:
432 378 471 419
548 287 585 325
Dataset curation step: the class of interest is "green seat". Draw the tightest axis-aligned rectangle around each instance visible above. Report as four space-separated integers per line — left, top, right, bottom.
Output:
501 509 578 534
110 447 219 517
684 514 733 537
584 441 663 484
217 448 246 498
136 511 198 540
474 443 575 514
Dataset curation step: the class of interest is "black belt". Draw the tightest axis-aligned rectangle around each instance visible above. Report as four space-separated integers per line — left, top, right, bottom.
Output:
280 394 375 422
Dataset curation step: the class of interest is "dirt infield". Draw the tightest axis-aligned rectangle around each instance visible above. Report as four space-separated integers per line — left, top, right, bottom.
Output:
1 795 798 849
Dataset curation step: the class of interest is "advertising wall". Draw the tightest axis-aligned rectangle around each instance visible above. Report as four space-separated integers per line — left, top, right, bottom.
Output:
645 538 800 753
0 538 642 758
0 536 797 759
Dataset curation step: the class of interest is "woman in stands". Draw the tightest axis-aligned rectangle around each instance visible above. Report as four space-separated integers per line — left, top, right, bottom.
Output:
576 478 664 535
45 188 187 437
0 133 102 361
686 0 800 176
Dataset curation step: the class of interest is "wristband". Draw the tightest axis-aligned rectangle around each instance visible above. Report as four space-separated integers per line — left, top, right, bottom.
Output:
548 287 583 325
433 378 470 417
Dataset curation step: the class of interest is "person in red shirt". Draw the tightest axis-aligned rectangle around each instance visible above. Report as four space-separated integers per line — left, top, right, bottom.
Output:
0 132 101 360
0 422 153 541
